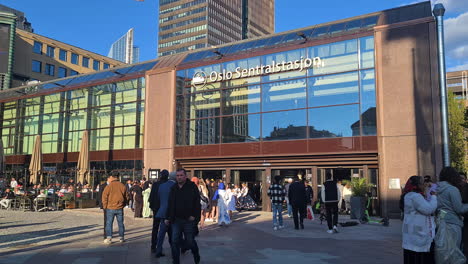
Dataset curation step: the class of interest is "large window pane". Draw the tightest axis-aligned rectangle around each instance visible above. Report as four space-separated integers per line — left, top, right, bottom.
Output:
23 116 40 136
69 110 87 131
114 126 136 149
42 133 59 154
262 78 307 112
187 91 220 119
91 106 111 129
308 104 360 138
361 69 376 135
262 109 307 141
33 41 42 54
22 136 35 154
222 114 260 143
308 71 359 107
59 49 67 61
115 103 137 126
69 89 88 110
222 85 261 115
68 131 83 152
360 36 375 68
32 60 42 73
309 39 358 75
185 118 220 145
43 94 61 114
90 129 110 151
42 113 60 134
24 97 41 116
91 85 113 106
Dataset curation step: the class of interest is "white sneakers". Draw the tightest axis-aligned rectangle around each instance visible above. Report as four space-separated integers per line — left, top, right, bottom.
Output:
333 225 339 233
104 238 112 244
327 226 339 234
279 225 285 229
327 229 334 234
273 226 278 231
118 238 125 243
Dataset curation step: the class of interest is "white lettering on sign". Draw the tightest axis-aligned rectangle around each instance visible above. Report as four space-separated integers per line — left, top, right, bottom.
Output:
191 56 324 89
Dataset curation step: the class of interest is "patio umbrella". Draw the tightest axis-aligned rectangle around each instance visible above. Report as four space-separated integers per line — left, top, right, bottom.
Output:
77 130 90 185
29 135 43 184
0 139 5 178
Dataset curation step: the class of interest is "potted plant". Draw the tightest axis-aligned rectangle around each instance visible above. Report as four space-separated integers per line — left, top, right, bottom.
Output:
61 193 75 209
347 177 370 221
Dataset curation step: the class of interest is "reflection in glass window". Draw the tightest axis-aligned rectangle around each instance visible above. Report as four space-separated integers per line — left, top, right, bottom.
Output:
82 57 90 68
188 91 220 119
93 60 100 70
71 53 79 64
115 103 137 126
114 126 136 149
42 133 59 153
59 49 67 61
103 63 110 69
90 129 110 151
32 60 42 73
33 41 42 54
264 48 306 67
308 72 359 107
42 113 60 134
46 46 55 58
360 36 375 68
262 78 307 112
360 69 376 135
45 64 55 76
90 107 111 129
185 118 220 145
309 39 358 75
186 64 221 93
58 67 67 78
91 85 113 106
23 136 36 154
23 116 40 136
223 85 261 115
262 109 307 141
69 111 87 131
70 70 79 76
224 57 261 73
222 114 260 143
309 104 360 138
43 94 61 114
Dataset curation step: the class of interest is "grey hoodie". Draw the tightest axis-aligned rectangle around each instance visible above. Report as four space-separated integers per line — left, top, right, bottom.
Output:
437 181 468 227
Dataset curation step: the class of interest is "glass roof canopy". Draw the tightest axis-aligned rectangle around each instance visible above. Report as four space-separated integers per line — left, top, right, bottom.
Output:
0 60 158 102
182 15 380 64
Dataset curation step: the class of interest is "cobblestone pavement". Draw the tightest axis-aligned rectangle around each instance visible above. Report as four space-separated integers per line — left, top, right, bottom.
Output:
0 208 402 264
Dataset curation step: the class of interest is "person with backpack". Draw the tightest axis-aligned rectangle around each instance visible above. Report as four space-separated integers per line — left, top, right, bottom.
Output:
321 172 341 234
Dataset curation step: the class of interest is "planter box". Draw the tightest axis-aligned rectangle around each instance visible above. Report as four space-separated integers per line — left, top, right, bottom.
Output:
65 201 76 209
77 199 97 209
350 196 366 220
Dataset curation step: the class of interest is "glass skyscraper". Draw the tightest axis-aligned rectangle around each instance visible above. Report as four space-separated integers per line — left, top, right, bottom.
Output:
158 0 275 57
108 28 140 64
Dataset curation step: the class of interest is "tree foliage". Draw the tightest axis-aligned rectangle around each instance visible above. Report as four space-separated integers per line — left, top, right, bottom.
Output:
448 92 467 173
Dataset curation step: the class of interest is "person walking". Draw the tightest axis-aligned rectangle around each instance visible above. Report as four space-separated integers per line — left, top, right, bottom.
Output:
435 167 468 263
321 172 341 234
305 180 314 206
166 169 201 264
125 179 133 210
285 178 293 217
149 170 169 253
102 174 129 244
154 171 176 258
268 176 286 231
98 175 111 239
132 181 144 218
288 177 307 230
215 183 231 226
401 175 437 264
142 181 152 218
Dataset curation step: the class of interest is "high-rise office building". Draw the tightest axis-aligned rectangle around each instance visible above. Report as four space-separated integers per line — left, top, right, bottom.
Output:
158 0 274 57
108 28 140 64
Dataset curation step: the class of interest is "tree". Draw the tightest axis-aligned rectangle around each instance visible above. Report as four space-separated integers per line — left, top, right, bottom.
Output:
448 92 467 173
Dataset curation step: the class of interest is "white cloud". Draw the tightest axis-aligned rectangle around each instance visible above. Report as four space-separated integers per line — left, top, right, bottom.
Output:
445 12 468 61
448 63 468 72
432 0 468 13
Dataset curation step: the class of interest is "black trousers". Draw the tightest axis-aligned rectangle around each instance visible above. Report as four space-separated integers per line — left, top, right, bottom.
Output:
151 215 160 250
102 209 107 239
292 204 306 229
325 202 339 230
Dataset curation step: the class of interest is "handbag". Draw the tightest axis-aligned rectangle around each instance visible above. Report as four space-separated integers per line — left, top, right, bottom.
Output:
307 205 315 220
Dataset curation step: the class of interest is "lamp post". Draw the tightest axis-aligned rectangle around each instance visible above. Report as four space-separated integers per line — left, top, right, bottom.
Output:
433 4 450 167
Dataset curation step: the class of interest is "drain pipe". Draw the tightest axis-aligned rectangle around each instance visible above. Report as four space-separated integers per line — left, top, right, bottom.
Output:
433 4 450 167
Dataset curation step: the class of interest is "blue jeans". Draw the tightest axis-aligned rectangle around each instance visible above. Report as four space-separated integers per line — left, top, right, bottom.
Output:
105 209 125 239
171 218 199 264
156 220 172 255
287 202 292 216
272 203 283 227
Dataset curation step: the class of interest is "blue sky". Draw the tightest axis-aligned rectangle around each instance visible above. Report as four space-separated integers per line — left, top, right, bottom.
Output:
3 0 468 71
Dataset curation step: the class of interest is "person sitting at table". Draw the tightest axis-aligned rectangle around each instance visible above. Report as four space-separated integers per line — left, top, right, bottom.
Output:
0 188 15 209
33 189 48 210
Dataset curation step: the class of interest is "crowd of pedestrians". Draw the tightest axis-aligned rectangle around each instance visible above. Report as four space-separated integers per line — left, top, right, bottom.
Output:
401 166 468 264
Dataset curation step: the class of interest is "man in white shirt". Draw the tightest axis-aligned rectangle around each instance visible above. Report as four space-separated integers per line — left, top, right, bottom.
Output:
10 178 18 188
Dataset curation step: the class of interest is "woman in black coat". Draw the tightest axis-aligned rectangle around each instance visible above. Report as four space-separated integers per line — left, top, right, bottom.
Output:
131 181 144 218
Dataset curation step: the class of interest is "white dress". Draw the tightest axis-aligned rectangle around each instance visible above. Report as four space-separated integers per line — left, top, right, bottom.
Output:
217 190 231 225
226 189 237 211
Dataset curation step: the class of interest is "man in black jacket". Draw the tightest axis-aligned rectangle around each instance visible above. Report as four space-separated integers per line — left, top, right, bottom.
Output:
165 169 201 264
321 172 341 234
149 169 169 253
288 177 307 230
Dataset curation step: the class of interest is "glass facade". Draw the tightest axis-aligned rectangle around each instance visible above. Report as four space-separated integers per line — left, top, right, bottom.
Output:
176 36 376 145
0 78 145 155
